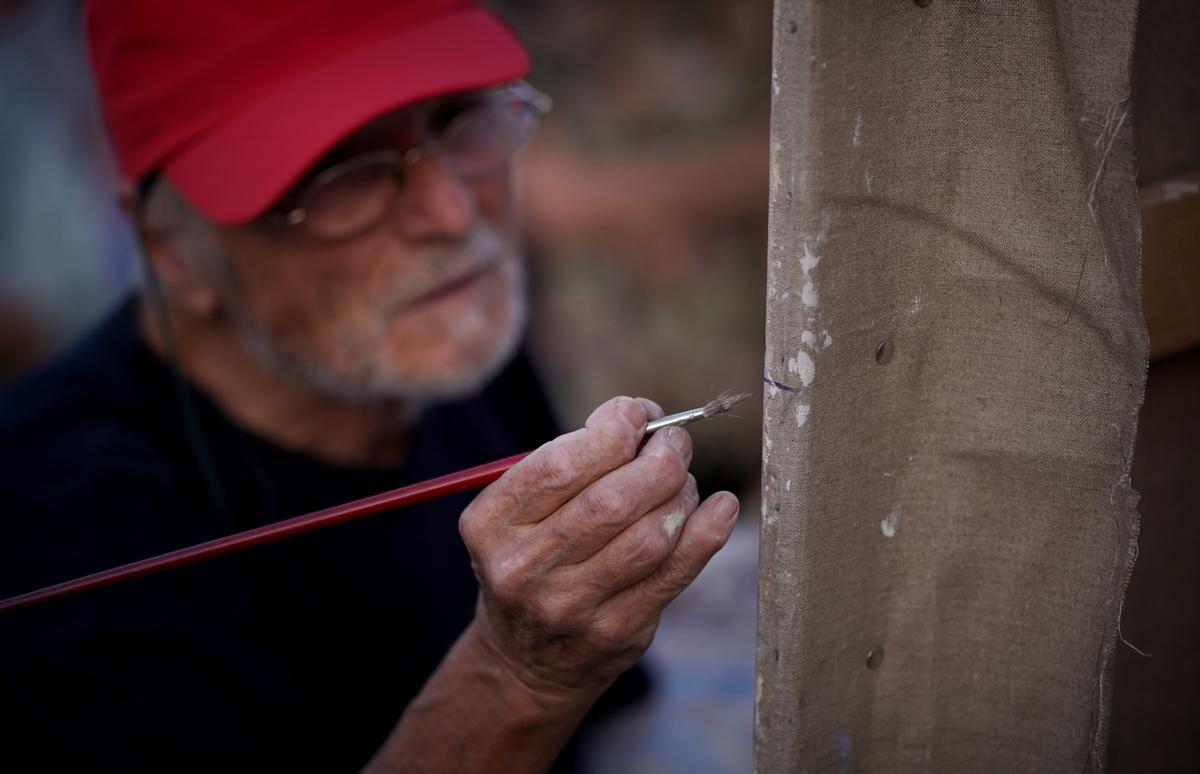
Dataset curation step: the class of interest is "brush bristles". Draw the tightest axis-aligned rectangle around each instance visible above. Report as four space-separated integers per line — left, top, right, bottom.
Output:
702 391 752 418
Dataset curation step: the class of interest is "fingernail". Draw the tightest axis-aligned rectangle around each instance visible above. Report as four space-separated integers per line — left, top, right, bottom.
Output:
617 397 646 430
716 493 740 524
662 426 687 453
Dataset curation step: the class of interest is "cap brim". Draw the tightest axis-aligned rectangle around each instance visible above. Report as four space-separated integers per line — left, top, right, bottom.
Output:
162 7 529 224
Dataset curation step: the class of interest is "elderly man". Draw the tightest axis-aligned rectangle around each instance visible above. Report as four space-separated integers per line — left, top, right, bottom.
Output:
0 1 740 771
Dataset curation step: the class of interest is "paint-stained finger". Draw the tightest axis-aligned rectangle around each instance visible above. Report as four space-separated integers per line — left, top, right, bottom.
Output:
602 490 739 627
476 396 650 528
535 425 692 565
558 474 700 604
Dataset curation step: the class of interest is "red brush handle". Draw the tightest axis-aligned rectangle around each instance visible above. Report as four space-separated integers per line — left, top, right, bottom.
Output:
0 451 531 614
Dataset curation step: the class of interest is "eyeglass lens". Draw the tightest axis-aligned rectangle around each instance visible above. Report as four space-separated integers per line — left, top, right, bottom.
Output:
296 97 538 239
442 101 534 179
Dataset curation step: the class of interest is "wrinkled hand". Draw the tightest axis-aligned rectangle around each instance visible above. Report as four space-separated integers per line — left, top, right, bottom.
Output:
458 396 740 703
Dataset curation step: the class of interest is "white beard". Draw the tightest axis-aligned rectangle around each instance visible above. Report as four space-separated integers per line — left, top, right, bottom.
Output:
223 223 528 406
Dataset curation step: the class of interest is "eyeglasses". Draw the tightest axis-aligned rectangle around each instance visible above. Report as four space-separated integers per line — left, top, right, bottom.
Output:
273 82 552 240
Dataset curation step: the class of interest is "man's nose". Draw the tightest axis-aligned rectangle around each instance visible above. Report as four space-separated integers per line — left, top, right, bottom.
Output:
392 155 476 240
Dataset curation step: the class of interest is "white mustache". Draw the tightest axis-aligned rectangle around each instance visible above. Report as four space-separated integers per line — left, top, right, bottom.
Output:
381 225 510 314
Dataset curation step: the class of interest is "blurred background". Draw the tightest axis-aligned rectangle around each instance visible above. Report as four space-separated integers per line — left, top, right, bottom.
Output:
499 4 770 769
0 0 771 771
5 1 1197 771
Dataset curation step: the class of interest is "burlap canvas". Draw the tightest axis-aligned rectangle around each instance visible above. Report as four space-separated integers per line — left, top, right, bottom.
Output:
757 1 1146 771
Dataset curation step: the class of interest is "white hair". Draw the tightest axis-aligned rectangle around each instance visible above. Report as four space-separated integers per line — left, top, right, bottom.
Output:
140 178 229 281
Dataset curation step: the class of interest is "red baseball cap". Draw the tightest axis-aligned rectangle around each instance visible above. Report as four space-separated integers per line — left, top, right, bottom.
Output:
86 0 530 224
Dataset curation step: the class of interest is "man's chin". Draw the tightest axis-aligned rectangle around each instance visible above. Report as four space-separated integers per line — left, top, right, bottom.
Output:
361 263 529 404
393 303 529 403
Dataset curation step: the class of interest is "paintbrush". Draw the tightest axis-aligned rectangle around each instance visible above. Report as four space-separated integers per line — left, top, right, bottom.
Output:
0 392 751 613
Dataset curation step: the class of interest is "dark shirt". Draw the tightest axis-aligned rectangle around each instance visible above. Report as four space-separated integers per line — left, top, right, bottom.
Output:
0 298 642 772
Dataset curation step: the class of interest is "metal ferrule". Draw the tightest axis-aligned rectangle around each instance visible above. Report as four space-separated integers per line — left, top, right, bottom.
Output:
646 407 708 433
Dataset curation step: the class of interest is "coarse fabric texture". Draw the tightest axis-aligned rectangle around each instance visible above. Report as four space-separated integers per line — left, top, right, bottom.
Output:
757 1 1146 772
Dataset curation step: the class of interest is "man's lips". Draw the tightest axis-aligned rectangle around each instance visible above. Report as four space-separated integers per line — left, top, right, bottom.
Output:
401 263 497 312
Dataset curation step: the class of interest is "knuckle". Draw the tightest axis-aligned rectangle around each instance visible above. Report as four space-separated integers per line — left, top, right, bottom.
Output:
487 574 520 607
634 627 656 653
628 622 657 654
487 553 535 605
531 593 577 634
485 485 522 520
534 444 584 494
580 485 631 529
588 615 629 654
461 484 520 545
627 527 671 570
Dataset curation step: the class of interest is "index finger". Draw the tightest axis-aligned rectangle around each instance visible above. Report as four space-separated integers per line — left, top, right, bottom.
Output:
479 396 663 526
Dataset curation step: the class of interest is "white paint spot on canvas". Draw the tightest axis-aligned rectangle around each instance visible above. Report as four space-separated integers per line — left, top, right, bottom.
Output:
801 279 819 307
772 68 780 96
801 330 816 348
853 113 863 146
822 331 833 348
663 506 686 539
795 404 810 427
786 351 815 386
800 242 821 273
799 213 829 272
881 506 900 538
785 479 792 491
909 295 923 316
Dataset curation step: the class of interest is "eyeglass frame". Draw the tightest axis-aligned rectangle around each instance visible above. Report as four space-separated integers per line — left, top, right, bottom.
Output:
263 80 552 240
